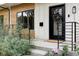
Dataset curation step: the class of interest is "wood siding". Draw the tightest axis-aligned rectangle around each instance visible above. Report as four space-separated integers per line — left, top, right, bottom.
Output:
0 3 35 39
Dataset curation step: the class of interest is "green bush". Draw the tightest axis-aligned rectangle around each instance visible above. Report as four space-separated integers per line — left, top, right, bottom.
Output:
76 48 79 55
0 23 34 56
0 35 33 56
62 45 68 56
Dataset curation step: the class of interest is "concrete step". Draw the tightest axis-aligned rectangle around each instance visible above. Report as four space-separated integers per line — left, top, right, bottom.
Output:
32 40 59 49
60 42 75 45
34 46 52 51
59 43 74 48
32 39 75 51
31 49 48 56
32 40 65 51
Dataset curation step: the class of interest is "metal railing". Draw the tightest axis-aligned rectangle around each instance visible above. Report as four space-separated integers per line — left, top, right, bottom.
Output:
57 22 79 51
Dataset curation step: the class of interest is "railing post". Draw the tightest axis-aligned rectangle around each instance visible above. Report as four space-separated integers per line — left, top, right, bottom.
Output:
71 22 74 51
57 39 59 49
74 22 76 51
27 16 30 44
57 22 59 49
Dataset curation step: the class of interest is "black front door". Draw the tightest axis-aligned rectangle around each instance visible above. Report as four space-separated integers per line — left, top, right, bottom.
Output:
49 4 65 40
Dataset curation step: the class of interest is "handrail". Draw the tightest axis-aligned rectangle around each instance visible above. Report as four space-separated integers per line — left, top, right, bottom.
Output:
57 22 79 51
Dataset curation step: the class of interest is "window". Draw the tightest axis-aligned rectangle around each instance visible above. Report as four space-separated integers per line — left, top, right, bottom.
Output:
23 12 28 28
17 12 22 25
17 9 34 30
0 15 3 29
53 8 63 36
17 10 34 29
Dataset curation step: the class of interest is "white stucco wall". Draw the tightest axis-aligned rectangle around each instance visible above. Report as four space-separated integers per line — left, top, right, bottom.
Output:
66 3 79 22
34 3 79 40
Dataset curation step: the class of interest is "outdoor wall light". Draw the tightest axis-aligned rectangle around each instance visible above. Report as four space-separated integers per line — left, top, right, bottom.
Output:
72 6 76 14
39 22 43 27
68 14 70 17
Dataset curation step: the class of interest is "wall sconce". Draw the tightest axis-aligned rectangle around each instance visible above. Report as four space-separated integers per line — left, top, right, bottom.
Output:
72 6 76 14
39 22 43 27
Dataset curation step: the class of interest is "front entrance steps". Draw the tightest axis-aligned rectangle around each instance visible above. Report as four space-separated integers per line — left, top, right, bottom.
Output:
30 39 79 56
32 39 63 51
32 39 76 51
31 45 53 56
31 48 48 56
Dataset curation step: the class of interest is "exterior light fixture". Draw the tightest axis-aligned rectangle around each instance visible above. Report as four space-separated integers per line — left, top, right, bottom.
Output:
72 6 76 14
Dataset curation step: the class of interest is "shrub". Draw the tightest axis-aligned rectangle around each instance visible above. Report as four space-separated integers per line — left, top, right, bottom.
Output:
76 47 79 55
62 45 68 56
0 35 33 56
0 23 34 56
46 50 54 56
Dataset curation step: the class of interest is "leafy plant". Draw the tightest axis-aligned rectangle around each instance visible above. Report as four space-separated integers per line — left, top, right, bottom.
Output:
76 47 79 55
0 35 33 56
15 23 23 38
0 23 34 56
62 45 68 56
46 50 54 56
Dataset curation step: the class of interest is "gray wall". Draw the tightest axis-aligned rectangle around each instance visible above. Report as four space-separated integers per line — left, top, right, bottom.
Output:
34 3 79 41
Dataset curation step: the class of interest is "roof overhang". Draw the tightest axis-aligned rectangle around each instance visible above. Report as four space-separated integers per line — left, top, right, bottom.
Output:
0 3 21 10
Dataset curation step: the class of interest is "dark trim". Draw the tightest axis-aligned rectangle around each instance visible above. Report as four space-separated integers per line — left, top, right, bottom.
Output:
49 4 65 8
71 23 73 51
49 4 65 40
16 9 34 30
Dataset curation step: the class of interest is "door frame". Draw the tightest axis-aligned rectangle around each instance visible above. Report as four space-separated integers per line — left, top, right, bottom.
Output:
49 4 65 40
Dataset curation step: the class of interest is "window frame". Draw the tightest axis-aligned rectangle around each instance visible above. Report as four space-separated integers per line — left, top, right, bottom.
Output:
16 9 34 30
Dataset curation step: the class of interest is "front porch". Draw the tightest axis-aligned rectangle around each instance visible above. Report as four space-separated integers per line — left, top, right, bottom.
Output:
0 22 79 54
0 3 79 56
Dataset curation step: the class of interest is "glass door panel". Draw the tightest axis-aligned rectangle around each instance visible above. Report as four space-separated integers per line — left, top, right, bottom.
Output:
49 4 65 40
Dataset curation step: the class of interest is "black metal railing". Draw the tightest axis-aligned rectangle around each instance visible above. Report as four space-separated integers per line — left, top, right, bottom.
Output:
58 22 79 51
66 22 74 51
75 22 79 50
